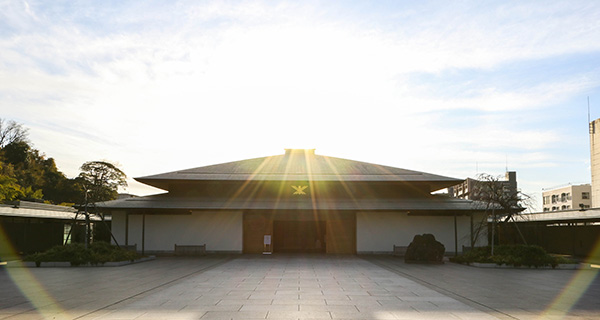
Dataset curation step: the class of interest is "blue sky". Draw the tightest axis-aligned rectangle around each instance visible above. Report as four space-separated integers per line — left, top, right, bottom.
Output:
1 0 600 211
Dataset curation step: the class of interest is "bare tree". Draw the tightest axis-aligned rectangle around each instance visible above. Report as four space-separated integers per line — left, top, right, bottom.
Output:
0 119 29 148
470 173 532 254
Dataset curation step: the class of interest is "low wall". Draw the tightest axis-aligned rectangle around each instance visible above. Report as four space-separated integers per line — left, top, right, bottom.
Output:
498 222 600 259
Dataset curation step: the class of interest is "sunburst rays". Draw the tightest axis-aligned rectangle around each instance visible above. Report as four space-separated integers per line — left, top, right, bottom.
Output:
0 224 71 319
540 238 600 318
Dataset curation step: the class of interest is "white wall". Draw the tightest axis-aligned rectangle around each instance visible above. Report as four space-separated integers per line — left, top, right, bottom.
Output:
356 211 486 254
111 210 127 245
112 210 243 253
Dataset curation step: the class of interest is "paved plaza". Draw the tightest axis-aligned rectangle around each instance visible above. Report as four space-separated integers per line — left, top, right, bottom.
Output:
1 255 599 320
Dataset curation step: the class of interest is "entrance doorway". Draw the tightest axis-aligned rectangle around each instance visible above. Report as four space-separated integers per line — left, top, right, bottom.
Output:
273 220 326 253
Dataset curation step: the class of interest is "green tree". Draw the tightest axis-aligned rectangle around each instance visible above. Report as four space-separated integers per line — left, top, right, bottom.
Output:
0 141 45 201
0 120 128 208
0 122 37 202
1 140 30 165
77 161 127 247
78 161 127 203
0 170 24 202
0 120 78 204
39 158 84 204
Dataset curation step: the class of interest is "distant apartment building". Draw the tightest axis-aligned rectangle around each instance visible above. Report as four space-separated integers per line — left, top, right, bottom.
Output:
448 171 517 201
542 184 591 212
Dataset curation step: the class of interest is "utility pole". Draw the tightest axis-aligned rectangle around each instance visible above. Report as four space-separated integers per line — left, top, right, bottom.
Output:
84 190 90 249
491 207 495 256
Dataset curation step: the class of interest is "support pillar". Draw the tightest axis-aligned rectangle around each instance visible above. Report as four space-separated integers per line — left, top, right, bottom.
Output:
125 212 129 246
454 213 458 256
142 213 146 256
470 212 474 248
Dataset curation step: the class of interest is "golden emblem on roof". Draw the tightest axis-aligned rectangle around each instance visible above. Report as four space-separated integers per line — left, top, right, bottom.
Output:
291 185 308 195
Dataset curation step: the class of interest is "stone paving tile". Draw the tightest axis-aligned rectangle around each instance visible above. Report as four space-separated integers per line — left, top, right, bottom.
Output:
200 311 267 319
300 304 359 312
266 310 332 319
186 297 222 305
240 304 299 312
331 311 398 319
95 310 147 320
3 312 48 320
325 299 380 306
272 299 325 305
217 298 272 305
448 310 500 320
138 311 202 320
302 294 348 300
187 304 243 312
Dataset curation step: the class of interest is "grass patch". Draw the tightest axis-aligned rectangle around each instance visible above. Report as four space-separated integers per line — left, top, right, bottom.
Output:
25 242 142 266
450 245 576 268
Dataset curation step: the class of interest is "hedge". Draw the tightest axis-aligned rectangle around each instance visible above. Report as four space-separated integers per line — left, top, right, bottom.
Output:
25 242 141 266
450 245 575 268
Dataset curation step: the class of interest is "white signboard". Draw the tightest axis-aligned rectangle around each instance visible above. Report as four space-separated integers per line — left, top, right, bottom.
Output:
264 235 271 245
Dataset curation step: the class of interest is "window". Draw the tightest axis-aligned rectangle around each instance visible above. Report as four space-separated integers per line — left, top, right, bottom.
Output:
63 224 72 245
582 192 590 199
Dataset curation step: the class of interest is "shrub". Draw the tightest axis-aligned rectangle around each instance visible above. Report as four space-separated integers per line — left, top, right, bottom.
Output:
25 242 142 266
450 246 491 264
405 234 445 263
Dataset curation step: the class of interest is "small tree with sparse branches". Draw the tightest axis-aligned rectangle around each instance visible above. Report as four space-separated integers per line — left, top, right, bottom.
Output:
470 173 532 255
77 161 127 247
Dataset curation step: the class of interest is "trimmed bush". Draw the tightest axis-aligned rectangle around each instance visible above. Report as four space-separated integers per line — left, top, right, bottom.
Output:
450 245 575 268
405 234 445 263
25 242 142 266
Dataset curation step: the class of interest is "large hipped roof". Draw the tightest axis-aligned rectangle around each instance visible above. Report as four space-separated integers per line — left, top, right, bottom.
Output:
136 149 462 191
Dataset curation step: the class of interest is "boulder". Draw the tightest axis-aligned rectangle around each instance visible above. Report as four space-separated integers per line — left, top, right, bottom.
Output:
404 233 445 263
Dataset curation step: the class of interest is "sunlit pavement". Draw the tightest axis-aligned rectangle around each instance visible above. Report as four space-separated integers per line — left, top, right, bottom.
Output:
0 255 598 320
366 256 600 320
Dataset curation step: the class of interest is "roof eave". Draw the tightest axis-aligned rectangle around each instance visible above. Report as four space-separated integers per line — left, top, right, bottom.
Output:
134 176 463 192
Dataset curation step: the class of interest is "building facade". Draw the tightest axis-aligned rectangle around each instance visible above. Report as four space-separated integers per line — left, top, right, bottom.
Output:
542 184 591 212
590 118 600 208
448 171 517 201
0 201 96 255
100 149 492 254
